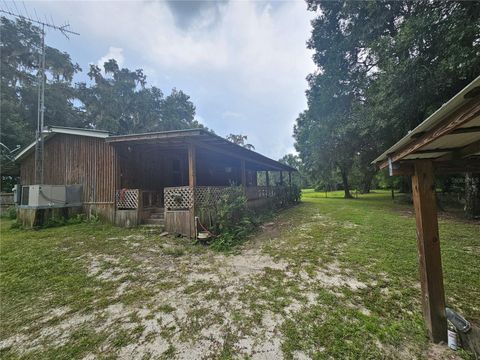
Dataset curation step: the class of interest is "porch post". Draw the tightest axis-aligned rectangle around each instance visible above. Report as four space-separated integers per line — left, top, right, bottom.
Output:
266 171 270 197
280 171 284 185
288 171 292 186
411 160 447 343
241 159 246 188
188 143 197 238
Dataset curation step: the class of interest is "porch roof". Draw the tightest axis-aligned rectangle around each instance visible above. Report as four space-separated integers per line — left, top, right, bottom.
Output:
106 129 297 172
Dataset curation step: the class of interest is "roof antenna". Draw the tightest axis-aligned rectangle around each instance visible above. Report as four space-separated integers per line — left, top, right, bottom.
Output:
0 3 79 184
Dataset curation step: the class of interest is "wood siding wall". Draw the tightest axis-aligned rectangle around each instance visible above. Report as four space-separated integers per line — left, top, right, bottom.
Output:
20 134 118 220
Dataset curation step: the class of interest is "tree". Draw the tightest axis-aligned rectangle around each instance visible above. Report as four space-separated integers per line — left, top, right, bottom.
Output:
226 134 255 150
77 60 201 134
0 17 82 151
160 88 201 131
279 154 311 188
295 1 480 204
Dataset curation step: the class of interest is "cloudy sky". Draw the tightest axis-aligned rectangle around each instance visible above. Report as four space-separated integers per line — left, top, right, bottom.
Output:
24 0 316 159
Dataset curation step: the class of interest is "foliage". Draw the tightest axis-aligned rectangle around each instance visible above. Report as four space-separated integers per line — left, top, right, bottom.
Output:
0 16 202 176
294 1 480 200
209 186 256 251
0 17 83 157
226 134 255 150
0 206 17 220
272 185 302 208
278 154 311 188
78 62 202 134
209 185 301 251
28 213 100 229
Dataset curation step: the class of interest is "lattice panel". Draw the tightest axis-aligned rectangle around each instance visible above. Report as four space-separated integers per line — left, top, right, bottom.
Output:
116 189 139 209
246 186 273 200
164 186 194 210
195 186 239 208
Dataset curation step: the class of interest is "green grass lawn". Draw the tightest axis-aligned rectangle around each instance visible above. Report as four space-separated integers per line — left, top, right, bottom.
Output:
0 190 478 359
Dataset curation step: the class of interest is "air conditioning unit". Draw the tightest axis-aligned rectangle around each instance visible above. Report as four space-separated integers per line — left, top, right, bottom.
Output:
19 185 82 208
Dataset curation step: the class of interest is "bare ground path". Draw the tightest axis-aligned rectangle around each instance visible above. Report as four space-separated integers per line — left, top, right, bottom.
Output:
1 191 477 359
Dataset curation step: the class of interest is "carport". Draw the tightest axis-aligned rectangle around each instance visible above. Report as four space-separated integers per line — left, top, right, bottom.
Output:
373 75 480 343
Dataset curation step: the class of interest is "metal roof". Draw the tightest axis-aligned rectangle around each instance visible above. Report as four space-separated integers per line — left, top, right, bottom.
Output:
15 127 296 172
14 126 111 161
373 75 480 166
107 129 297 172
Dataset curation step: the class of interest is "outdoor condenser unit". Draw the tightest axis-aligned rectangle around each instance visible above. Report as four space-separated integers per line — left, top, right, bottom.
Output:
19 184 82 208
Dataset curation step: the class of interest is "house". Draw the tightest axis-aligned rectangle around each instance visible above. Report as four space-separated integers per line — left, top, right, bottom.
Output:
15 126 297 236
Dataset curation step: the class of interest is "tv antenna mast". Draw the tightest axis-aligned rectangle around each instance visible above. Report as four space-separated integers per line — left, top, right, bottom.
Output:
0 1 79 184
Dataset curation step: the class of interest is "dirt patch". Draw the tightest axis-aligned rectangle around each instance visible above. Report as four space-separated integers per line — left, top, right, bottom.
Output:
313 261 368 291
426 343 462 360
1 207 422 359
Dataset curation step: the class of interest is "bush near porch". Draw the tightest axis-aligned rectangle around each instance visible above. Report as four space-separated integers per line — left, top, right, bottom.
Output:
207 184 301 250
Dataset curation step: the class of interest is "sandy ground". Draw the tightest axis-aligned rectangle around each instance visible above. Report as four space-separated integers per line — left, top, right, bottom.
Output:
0 213 461 359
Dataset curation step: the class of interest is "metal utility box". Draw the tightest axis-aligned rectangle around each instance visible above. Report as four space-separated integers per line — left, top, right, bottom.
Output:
19 184 82 208
12 184 21 205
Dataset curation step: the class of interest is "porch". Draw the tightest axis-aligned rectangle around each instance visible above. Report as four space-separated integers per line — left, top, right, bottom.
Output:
107 129 297 235
114 185 288 234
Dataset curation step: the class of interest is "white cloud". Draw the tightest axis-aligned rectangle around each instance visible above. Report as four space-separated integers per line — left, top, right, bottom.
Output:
33 0 315 159
97 46 124 69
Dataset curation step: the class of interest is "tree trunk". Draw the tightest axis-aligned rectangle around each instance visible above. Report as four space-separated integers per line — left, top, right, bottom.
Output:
361 175 373 194
464 173 480 219
360 169 375 194
340 168 353 199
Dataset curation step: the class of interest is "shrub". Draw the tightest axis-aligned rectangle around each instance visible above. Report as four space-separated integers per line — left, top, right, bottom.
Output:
10 220 22 229
286 184 302 204
208 185 257 251
1 206 17 220
207 184 300 251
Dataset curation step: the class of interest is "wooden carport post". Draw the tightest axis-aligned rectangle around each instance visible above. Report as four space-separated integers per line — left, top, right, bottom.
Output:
411 160 447 343
188 143 197 238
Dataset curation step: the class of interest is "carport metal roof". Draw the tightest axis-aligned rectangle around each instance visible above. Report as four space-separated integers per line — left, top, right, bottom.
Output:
373 75 480 175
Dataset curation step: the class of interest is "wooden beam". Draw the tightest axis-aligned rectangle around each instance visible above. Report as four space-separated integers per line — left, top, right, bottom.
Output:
188 144 196 187
240 159 246 188
411 147 460 154
437 139 480 162
451 126 480 134
410 125 480 138
190 139 287 171
378 99 480 169
106 129 203 143
411 160 447 343
433 158 480 174
390 159 480 176
188 143 196 238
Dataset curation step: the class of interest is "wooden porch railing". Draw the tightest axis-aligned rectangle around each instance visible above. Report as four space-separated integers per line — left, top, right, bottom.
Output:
117 186 286 210
115 189 162 209
163 185 285 211
115 189 139 209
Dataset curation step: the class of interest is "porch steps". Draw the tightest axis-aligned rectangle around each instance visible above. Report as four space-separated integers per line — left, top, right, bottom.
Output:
142 207 165 226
